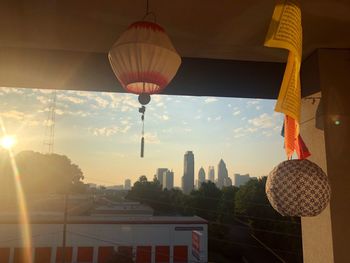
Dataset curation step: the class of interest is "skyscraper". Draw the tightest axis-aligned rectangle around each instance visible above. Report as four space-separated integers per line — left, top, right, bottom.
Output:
156 168 168 187
182 151 194 194
124 179 131 190
198 167 206 189
163 170 174 190
234 173 250 187
208 166 215 182
217 159 228 189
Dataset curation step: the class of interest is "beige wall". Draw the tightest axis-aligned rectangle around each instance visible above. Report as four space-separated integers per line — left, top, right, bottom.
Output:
301 49 350 263
300 91 334 263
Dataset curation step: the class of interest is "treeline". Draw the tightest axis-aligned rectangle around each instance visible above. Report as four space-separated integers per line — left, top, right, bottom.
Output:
0 150 85 196
126 175 302 262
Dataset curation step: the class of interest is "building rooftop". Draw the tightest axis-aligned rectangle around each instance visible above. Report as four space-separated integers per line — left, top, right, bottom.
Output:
0 214 207 225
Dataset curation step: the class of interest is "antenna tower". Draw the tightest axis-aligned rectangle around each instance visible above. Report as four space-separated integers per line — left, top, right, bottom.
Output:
43 90 57 154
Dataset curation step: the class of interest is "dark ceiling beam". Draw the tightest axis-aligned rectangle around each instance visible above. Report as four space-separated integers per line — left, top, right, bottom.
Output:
0 47 287 99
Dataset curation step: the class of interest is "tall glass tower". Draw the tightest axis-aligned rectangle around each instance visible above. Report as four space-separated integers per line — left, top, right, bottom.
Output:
182 151 194 194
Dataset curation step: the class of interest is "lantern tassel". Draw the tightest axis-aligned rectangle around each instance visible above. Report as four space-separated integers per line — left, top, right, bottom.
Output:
139 105 146 158
141 136 144 158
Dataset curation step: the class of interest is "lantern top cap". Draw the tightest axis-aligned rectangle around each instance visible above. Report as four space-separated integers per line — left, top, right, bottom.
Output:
128 21 165 32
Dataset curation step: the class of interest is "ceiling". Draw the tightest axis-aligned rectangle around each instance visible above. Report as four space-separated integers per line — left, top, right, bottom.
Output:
0 0 349 97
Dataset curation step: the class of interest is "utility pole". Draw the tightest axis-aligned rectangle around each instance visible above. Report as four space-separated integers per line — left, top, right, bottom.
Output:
61 192 68 263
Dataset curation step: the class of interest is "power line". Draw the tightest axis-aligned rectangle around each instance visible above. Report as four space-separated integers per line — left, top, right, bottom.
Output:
124 195 301 226
0 230 61 244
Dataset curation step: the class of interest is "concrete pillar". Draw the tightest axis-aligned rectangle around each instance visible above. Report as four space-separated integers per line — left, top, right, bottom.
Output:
301 49 350 263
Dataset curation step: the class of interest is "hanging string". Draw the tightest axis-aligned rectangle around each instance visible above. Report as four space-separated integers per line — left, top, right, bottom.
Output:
142 0 157 23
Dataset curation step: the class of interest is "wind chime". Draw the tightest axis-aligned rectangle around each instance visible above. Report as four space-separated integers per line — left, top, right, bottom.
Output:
108 0 181 157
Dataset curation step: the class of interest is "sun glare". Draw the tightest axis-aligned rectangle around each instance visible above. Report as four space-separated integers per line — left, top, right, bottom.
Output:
1 135 17 149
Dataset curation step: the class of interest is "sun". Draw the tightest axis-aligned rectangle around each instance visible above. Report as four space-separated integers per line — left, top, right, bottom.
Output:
1 135 17 149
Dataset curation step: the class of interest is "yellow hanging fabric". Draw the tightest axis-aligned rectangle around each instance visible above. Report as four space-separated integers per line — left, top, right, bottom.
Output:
264 0 302 157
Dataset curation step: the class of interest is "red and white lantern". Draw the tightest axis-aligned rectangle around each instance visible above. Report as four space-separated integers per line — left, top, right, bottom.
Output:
108 21 181 95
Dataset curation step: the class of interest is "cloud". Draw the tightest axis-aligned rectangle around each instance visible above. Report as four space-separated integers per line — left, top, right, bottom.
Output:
233 127 244 133
204 97 218 103
230 112 282 139
152 113 170 121
57 94 85 104
247 99 260 106
152 95 163 103
234 133 245 138
143 132 160 144
256 106 261 110
0 87 24 94
248 113 275 129
55 109 64 115
215 116 222 121
36 96 50 104
66 110 92 117
262 130 272 137
38 89 54 94
0 110 42 127
0 110 25 120
233 110 241 116
94 96 109 108
90 125 131 136
247 127 258 133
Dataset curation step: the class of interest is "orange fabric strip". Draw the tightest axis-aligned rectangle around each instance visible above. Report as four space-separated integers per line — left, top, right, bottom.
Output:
284 115 298 158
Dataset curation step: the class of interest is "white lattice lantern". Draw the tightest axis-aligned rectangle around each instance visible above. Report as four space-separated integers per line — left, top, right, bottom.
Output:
266 159 331 217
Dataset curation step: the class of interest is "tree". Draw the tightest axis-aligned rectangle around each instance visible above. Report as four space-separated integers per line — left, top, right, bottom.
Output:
234 177 302 262
126 175 164 212
0 150 84 195
218 186 238 223
190 182 222 221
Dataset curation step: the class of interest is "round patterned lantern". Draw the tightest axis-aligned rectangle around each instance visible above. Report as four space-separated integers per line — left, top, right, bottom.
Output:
108 21 181 95
266 159 331 217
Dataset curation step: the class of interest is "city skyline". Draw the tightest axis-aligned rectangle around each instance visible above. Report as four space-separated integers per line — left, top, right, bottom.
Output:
0 87 286 187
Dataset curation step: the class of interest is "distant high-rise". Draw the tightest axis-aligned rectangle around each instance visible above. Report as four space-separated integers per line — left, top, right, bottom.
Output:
198 167 206 189
182 151 194 194
208 166 215 182
163 170 174 190
234 173 250 187
217 159 229 189
124 179 131 190
156 168 168 187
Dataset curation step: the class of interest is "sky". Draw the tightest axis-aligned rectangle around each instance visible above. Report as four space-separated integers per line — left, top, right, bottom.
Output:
0 87 286 187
